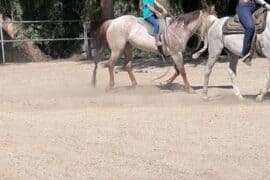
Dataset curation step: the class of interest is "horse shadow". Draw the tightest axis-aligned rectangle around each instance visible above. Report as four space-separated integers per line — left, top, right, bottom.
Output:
82 50 230 69
156 83 233 93
157 83 233 90
107 83 233 94
243 92 270 101
157 83 270 102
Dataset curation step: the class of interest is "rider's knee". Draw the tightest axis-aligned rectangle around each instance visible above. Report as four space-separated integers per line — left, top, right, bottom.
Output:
153 24 160 33
246 24 255 33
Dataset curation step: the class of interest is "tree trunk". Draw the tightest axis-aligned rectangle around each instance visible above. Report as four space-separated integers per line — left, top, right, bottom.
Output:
182 0 200 12
100 0 114 21
1 14 49 62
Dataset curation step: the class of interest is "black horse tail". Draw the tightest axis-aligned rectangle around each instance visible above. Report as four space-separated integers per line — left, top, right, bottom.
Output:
91 20 112 87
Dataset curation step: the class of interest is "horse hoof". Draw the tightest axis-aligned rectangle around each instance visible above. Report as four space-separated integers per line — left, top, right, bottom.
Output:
91 80 97 88
187 88 196 94
105 86 114 92
192 53 200 59
237 95 245 101
91 83 96 88
203 95 210 101
159 81 171 87
256 94 264 102
132 84 138 89
132 82 138 88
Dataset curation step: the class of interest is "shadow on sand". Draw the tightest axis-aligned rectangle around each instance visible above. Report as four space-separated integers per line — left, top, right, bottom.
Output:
156 83 233 92
243 92 270 101
81 53 230 70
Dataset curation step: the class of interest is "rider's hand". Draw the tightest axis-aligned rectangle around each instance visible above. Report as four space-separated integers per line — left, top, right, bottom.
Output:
156 12 163 18
163 9 168 16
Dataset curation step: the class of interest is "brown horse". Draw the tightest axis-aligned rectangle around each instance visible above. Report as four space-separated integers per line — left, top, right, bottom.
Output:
91 6 215 92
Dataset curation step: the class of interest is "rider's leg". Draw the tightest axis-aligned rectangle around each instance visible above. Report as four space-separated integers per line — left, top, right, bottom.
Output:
145 15 161 46
236 3 256 64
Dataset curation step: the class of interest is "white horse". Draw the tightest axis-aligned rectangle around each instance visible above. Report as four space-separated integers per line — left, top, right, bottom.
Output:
203 9 270 102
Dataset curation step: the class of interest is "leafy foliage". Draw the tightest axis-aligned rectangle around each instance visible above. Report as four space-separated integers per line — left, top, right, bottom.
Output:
0 0 239 59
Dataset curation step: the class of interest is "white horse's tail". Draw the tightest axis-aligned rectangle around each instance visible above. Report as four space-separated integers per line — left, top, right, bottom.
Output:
91 20 112 87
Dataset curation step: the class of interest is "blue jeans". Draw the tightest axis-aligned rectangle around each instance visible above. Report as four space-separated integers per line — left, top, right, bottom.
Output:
236 2 256 56
145 14 160 34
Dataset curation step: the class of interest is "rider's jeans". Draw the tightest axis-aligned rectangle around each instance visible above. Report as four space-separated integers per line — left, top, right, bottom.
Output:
145 14 160 34
236 2 256 56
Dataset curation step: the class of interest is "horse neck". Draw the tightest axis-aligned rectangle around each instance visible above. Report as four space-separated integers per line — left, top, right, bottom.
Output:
185 11 204 37
199 14 218 38
172 10 204 43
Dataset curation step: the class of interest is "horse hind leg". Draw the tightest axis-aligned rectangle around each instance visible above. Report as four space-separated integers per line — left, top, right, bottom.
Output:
256 62 270 102
227 53 244 101
123 44 138 87
171 52 195 93
106 50 121 90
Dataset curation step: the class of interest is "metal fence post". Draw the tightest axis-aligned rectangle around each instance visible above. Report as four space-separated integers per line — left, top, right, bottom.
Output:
83 22 90 59
0 21 6 64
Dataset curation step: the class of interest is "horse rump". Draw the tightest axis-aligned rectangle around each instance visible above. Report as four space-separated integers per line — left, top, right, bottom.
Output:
91 20 112 87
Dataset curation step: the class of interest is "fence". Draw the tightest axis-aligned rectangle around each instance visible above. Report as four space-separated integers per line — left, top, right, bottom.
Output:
0 19 96 64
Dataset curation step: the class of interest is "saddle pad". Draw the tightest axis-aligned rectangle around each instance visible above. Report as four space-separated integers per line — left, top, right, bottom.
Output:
137 17 166 36
222 7 267 35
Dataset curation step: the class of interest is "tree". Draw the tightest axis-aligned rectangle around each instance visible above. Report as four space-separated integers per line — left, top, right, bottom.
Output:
182 0 201 12
101 0 114 21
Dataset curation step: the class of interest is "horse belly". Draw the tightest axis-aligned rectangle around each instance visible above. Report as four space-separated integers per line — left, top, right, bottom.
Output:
128 25 157 52
223 34 244 56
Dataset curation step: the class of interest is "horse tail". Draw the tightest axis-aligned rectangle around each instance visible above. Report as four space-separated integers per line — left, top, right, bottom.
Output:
91 20 112 87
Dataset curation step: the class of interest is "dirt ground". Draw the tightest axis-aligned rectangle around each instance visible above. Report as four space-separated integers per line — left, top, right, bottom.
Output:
0 56 270 180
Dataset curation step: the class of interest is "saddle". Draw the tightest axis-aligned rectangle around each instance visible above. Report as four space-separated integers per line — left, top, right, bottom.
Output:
137 18 166 36
222 7 267 35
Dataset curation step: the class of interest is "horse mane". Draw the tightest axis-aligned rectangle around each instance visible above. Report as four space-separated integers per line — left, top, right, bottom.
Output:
199 14 217 37
172 10 201 26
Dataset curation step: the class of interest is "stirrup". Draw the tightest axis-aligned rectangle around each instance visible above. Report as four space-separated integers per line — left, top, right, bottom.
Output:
239 52 252 66
156 41 162 47
157 45 167 64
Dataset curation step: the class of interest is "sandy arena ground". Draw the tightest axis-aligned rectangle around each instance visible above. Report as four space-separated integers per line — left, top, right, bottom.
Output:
0 56 270 179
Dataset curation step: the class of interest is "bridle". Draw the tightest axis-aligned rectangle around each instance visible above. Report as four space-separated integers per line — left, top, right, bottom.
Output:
164 10 207 48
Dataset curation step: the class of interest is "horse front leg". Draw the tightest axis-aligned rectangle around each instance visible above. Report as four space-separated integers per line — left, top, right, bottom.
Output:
203 37 223 100
171 52 195 93
192 36 208 59
227 54 244 101
256 61 270 102
124 44 138 87
203 55 217 100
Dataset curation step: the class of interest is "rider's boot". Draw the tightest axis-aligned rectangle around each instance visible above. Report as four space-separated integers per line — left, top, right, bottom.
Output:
155 34 162 47
155 33 167 64
240 34 256 66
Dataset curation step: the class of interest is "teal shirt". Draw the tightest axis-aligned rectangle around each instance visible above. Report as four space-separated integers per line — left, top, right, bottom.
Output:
143 0 155 19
